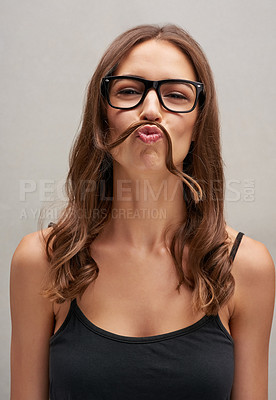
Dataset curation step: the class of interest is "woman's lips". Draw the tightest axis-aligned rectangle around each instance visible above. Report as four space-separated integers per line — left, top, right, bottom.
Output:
136 125 163 144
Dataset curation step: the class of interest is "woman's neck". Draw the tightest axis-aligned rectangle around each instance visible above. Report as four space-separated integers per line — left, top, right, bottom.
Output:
101 169 187 252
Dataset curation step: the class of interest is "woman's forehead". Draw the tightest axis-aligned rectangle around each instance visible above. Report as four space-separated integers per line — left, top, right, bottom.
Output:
114 39 197 81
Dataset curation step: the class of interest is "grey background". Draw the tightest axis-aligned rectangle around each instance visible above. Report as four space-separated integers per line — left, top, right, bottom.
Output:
1 0 275 398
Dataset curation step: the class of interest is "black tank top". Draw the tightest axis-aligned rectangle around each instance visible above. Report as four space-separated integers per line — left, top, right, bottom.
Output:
49 232 244 400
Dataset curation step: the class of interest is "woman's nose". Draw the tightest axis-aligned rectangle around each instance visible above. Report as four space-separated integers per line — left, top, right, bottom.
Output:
139 89 162 122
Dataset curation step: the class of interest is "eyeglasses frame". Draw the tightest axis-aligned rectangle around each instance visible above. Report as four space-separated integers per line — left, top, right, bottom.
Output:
101 75 204 113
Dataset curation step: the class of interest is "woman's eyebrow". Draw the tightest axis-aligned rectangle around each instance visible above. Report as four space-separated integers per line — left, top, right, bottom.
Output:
117 74 145 79
114 75 190 81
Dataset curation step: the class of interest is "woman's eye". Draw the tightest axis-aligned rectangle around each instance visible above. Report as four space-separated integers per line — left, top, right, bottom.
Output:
165 92 187 100
118 88 141 95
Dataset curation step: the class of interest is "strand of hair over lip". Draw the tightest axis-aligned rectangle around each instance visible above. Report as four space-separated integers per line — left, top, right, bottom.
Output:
99 120 203 204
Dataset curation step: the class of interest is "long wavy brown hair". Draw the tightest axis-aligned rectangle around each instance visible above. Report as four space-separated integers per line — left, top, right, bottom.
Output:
42 24 234 315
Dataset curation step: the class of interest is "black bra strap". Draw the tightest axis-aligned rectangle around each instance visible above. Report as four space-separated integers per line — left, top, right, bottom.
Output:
229 232 244 262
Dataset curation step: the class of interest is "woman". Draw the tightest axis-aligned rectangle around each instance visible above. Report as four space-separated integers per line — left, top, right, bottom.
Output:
10 24 275 399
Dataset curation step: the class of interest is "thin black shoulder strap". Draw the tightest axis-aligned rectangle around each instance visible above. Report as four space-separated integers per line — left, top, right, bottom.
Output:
229 232 244 262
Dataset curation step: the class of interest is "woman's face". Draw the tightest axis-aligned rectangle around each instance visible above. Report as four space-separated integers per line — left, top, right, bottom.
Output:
106 39 198 174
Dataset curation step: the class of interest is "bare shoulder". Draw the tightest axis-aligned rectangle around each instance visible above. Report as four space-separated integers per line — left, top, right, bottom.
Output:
12 228 50 263
10 228 54 314
226 227 275 306
11 229 52 294
225 225 275 319
226 225 275 286
235 235 274 318
12 228 52 260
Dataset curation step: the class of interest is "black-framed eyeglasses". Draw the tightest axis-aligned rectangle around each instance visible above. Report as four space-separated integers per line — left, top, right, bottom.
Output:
101 75 204 113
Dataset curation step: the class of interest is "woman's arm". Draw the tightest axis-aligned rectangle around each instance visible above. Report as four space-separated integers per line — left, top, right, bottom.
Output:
10 231 55 400
230 236 275 400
